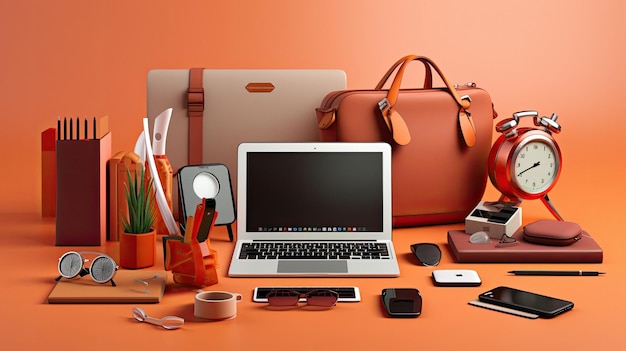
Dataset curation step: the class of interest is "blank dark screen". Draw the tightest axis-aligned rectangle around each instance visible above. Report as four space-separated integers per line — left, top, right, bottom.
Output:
493 288 570 312
246 152 383 232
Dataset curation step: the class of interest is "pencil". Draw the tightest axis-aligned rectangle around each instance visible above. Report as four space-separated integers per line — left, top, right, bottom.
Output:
508 270 605 276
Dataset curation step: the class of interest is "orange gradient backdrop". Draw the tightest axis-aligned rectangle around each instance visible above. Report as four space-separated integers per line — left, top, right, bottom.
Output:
2 2 626 350
0 0 624 224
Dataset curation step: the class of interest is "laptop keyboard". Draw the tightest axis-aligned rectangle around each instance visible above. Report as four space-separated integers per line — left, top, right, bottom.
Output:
239 242 391 260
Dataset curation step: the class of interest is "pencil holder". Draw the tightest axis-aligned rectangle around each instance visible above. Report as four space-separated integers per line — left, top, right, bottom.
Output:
55 132 112 245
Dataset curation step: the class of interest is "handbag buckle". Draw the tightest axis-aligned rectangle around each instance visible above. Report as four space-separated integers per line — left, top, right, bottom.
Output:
460 95 472 103
187 88 204 115
377 98 390 114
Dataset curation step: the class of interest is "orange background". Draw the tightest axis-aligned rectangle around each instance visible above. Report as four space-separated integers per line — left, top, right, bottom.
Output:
1 0 626 350
1 0 624 214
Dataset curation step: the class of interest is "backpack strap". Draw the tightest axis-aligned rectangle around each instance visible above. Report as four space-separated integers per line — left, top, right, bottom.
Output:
187 68 204 165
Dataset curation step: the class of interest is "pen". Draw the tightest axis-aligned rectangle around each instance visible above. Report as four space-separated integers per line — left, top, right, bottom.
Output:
508 270 605 276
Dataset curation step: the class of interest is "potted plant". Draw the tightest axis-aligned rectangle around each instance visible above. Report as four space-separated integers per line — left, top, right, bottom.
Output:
119 165 157 269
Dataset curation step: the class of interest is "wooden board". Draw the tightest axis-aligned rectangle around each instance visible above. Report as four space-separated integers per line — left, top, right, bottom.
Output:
47 270 167 304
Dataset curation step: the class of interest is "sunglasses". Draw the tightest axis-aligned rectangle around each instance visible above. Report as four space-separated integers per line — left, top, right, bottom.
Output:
410 243 442 266
56 251 118 286
495 234 519 248
266 289 339 308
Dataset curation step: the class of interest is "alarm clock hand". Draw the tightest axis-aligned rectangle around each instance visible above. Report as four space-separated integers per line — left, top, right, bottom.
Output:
517 161 541 177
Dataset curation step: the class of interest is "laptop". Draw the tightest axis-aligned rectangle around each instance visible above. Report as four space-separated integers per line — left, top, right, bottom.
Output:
228 142 400 277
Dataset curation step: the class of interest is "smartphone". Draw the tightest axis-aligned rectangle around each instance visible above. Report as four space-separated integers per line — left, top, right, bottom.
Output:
478 286 574 318
381 288 422 318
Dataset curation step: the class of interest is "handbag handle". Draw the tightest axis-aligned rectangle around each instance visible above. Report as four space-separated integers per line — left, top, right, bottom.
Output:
377 55 477 147
375 55 433 90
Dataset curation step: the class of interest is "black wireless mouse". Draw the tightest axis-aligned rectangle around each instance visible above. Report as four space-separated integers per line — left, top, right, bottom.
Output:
410 243 442 266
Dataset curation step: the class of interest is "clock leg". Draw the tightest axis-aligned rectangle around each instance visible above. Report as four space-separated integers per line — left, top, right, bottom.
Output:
541 194 564 221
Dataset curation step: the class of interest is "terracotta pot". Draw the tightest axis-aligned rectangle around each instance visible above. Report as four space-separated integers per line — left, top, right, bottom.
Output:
119 229 156 269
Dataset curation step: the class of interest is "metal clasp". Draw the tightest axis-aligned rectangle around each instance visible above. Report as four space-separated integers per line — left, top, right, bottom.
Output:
377 98 390 114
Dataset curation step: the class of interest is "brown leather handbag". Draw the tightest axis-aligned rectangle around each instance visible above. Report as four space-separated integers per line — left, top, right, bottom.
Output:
316 55 497 227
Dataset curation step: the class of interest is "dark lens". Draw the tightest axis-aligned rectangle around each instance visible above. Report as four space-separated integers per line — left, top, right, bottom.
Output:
266 290 300 307
496 234 518 248
411 243 441 266
499 234 517 244
305 290 338 307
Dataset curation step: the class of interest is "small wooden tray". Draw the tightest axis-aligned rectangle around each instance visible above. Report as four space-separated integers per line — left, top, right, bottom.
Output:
47 270 167 304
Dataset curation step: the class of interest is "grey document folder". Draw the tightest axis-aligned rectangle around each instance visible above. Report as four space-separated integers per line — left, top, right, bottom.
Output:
147 69 345 221
147 69 346 198
227 142 400 277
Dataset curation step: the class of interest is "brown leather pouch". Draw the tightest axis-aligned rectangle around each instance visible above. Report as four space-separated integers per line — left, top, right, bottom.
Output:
523 220 582 246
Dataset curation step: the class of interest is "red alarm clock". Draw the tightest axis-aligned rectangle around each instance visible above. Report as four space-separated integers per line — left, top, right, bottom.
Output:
488 110 564 220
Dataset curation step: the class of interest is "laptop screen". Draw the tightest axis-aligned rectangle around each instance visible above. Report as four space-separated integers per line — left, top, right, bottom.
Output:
244 150 384 233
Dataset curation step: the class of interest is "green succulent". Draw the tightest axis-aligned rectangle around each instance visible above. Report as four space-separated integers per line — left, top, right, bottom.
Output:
121 166 157 234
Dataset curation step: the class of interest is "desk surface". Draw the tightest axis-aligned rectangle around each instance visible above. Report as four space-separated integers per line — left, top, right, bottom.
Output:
1 205 625 351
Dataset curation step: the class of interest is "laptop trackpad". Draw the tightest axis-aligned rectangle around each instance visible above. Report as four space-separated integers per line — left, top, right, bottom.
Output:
277 260 348 273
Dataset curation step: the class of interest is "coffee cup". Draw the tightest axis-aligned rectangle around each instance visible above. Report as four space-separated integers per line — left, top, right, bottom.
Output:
194 291 242 320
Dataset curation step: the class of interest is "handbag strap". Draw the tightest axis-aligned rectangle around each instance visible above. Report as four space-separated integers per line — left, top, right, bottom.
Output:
378 55 477 147
187 68 204 165
375 55 433 90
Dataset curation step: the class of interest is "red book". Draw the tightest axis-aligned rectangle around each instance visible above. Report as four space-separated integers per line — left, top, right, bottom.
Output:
41 128 57 217
447 229 603 263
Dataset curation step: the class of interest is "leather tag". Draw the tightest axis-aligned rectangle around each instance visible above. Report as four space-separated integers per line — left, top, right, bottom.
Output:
245 82 275 93
388 109 411 146
458 110 476 147
317 109 336 129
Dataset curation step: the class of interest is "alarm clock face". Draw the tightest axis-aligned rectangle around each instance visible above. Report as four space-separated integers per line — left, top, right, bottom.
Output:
512 135 560 196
